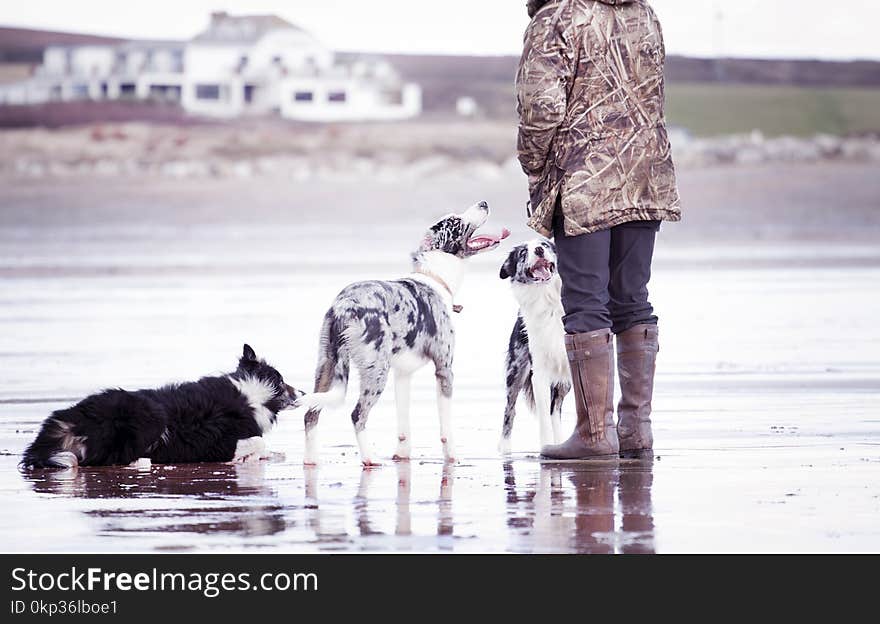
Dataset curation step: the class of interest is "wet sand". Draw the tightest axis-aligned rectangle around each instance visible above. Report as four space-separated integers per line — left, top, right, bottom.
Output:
1 164 879 553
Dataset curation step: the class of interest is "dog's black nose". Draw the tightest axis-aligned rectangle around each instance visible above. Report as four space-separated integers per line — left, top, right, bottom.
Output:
478 201 489 211
534 246 544 257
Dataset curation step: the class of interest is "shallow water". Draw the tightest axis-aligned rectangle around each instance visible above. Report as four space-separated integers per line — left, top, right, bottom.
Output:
1 218 879 553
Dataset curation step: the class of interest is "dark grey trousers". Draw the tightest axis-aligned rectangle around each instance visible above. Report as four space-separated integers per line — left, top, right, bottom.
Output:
553 213 660 335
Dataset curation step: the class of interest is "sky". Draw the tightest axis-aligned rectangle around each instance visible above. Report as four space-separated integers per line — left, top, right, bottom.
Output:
0 0 878 61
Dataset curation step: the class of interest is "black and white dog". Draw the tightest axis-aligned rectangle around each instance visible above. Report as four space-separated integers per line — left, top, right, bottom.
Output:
498 240 571 454
300 201 509 466
21 345 303 469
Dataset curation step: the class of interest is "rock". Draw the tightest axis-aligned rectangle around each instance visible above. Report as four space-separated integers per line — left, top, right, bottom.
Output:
734 146 766 165
231 160 254 178
405 155 453 178
467 159 503 180
814 134 843 158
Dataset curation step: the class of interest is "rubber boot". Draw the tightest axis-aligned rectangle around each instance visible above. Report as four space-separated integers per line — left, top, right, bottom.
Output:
616 324 659 459
541 329 619 460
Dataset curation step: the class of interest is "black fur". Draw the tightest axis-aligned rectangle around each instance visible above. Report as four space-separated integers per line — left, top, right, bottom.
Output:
504 316 535 442
21 344 303 469
527 0 552 18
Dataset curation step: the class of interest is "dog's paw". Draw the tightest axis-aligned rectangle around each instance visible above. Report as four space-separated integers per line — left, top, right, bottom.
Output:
441 437 456 464
232 437 266 464
128 457 152 471
393 440 411 461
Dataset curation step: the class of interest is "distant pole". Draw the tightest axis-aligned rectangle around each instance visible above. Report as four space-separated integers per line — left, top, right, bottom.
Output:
713 1 726 81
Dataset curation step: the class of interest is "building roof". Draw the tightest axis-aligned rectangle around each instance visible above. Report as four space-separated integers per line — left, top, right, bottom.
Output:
0 26 125 63
192 12 303 44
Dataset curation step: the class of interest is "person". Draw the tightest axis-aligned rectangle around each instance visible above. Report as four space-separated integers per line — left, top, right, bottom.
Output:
516 0 681 459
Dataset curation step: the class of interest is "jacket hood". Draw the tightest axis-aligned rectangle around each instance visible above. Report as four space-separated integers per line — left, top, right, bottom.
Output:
528 0 635 19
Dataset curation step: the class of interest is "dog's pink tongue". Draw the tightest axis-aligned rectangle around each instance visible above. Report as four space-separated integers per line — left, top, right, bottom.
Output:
468 227 511 250
533 265 552 280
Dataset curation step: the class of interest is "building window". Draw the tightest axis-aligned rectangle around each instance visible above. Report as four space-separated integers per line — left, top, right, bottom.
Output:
149 84 182 103
294 91 313 103
171 50 184 73
196 84 222 100
119 83 137 99
382 89 404 105
244 84 256 103
328 91 346 103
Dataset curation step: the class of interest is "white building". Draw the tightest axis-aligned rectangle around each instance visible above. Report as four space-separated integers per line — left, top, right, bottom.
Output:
0 12 422 122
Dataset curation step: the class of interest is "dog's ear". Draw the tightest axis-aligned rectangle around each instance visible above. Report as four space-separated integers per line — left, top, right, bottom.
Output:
499 249 518 280
242 344 257 362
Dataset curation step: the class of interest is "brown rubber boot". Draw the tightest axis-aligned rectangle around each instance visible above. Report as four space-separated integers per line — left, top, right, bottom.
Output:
541 329 619 460
616 324 659 459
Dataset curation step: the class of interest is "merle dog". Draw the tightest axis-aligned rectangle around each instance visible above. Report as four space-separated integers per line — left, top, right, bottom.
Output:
499 239 571 453
21 345 303 469
300 201 509 466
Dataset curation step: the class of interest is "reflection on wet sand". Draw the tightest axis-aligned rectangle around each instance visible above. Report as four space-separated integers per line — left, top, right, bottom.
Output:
24 461 288 539
305 462 456 547
504 460 655 554
396 463 411 536
18 456 654 552
27 461 272 499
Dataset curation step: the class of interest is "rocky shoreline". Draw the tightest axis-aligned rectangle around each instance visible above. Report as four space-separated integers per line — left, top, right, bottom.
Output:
671 130 880 167
1 122 879 181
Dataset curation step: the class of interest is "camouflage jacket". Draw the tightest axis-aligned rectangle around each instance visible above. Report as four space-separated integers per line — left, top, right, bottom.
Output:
517 0 682 237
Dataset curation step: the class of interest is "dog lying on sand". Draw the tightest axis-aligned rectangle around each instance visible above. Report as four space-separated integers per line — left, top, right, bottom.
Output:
21 344 302 469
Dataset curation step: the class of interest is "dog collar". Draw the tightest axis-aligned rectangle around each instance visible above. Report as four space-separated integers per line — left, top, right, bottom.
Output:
413 269 463 313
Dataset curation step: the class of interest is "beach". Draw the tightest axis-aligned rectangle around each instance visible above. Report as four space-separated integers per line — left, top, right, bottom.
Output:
1 159 878 553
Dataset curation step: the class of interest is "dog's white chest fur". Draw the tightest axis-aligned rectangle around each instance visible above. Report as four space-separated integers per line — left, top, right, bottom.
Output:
230 376 276 434
512 276 568 382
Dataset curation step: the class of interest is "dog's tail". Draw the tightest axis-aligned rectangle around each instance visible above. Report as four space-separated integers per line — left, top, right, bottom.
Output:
298 310 351 414
300 311 351 464
20 415 86 469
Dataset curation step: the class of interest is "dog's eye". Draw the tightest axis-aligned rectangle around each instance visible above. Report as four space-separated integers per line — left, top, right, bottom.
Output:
444 241 461 255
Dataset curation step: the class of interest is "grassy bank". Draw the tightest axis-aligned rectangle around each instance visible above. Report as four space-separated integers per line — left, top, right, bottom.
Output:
666 83 880 137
